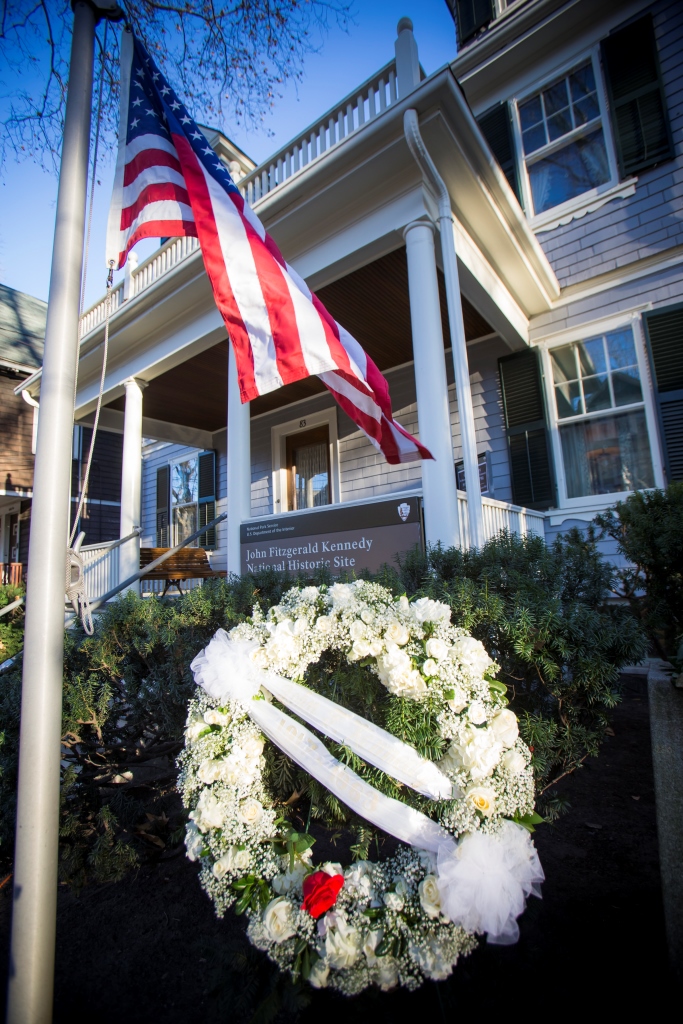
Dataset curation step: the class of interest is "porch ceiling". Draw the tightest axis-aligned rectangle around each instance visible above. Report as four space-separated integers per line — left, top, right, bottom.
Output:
106 247 493 433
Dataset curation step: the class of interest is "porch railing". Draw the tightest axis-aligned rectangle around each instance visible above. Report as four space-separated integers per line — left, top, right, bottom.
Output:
0 563 23 587
458 493 545 548
79 540 120 603
238 59 398 206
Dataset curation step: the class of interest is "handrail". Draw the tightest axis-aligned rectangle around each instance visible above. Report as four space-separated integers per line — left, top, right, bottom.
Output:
84 511 227 613
0 597 24 619
80 527 141 554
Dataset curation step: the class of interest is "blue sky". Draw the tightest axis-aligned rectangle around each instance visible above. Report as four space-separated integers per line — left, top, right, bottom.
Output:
0 1 456 309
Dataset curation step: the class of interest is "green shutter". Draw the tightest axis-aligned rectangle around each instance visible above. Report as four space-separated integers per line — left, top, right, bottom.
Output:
156 465 170 547
476 102 522 205
499 350 555 510
451 0 493 47
198 450 217 548
601 15 673 178
643 305 683 482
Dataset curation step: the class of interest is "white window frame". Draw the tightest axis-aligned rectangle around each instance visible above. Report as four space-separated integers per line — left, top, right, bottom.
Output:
169 448 202 545
539 310 665 517
271 408 340 514
511 45 622 229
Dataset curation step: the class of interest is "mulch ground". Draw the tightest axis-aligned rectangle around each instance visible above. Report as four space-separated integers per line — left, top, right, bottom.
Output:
0 674 673 1021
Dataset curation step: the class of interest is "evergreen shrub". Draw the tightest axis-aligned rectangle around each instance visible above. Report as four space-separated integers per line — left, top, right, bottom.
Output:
0 583 24 661
595 482 683 659
0 531 646 883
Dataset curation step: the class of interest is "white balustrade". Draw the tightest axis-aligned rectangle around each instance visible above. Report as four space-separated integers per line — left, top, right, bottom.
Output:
79 540 119 603
457 493 546 548
239 60 398 205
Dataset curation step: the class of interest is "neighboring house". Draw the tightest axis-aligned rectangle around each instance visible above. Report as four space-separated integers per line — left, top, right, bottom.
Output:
0 284 45 582
17 1 683 598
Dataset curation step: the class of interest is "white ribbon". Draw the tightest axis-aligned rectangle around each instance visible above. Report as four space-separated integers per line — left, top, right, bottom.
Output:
190 628 543 942
191 630 453 800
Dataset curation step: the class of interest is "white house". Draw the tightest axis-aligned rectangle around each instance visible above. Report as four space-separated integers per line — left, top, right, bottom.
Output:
17 0 683 596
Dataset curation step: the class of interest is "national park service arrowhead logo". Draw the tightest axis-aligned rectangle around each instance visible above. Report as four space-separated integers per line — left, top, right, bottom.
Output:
397 502 411 522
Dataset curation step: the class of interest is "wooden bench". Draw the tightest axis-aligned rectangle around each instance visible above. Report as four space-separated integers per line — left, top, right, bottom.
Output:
139 547 227 596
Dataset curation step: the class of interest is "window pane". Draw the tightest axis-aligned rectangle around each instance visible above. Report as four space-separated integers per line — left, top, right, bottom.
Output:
573 94 600 126
543 79 569 116
551 346 578 384
606 328 638 370
612 367 643 406
560 410 654 497
582 374 612 413
547 110 573 142
569 63 596 101
522 123 547 155
529 128 610 213
555 380 582 418
173 504 198 546
577 337 607 376
294 441 329 509
519 94 543 132
171 458 198 505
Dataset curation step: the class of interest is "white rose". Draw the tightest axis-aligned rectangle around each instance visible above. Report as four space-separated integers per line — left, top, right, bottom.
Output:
361 608 374 624
308 960 330 989
418 875 442 919
300 586 318 601
394 876 408 897
466 785 497 816
315 615 333 633
426 637 449 660
349 639 371 660
212 846 249 879
293 616 308 635
398 596 410 613
203 708 231 727
446 689 468 713
190 791 225 832
197 758 225 784
385 622 410 646
185 822 204 862
383 891 404 912
262 897 296 944
362 927 383 963
185 717 210 744
220 754 243 786
238 798 264 825
467 701 488 725
329 583 354 607
321 861 344 877
502 748 527 774
491 709 519 748
350 620 366 641
422 658 438 677
250 647 270 669
242 735 265 759
376 959 399 991
410 597 451 624
368 639 384 657
325 916 362 969
450 636 491 675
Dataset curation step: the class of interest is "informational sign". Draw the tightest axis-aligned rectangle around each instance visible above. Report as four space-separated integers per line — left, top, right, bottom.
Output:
240 497 423 576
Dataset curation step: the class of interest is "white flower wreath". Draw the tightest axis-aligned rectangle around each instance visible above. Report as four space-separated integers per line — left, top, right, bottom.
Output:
178 581 544 995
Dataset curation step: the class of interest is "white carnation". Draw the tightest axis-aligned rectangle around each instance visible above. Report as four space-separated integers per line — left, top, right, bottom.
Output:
184 821 204 862
450 636 491 676
308 960 330 988
325 915 362 969
197 758 224 784
410 597 451 624
502 748 527 774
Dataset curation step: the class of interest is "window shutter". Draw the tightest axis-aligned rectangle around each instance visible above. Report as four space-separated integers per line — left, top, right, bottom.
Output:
156 465 170 547
499 350 555 509
601 15 673 178
452 0 494 47
198 450 217 548
476 102 522 205
643 305 683 482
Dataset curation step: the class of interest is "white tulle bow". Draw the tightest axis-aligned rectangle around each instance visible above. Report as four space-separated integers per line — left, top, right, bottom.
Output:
190 628 543 943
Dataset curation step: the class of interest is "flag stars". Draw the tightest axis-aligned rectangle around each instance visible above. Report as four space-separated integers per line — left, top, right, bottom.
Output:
132 97 143 107
135 67 145 78
160 86 170 96
170 101 181 110
191 131 203 140
130 117 140 129
180 115 191 124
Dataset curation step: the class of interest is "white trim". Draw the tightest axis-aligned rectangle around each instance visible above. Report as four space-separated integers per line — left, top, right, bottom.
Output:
533 305 652 346
271 408 340 515
539 310 662 510
511 46 621 225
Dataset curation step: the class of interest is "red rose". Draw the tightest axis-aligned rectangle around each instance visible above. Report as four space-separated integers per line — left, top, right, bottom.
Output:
301 870 344 919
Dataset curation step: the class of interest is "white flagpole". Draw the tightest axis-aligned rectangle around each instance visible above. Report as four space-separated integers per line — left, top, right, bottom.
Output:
7 3 120 1021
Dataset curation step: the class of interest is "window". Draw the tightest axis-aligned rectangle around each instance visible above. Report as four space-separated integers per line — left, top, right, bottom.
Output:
550 328 654 499
518 60 611 215
171 456 199 544
455 453 490 495
285 426 331 511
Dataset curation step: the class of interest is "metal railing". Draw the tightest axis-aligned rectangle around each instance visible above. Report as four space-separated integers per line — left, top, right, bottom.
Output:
238 59 398 205
457 493 545 548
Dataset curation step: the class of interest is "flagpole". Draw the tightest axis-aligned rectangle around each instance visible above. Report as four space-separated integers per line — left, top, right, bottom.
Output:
7 3 121 1021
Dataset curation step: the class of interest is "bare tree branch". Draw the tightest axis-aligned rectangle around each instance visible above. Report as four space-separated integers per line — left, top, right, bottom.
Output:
0 0 352 173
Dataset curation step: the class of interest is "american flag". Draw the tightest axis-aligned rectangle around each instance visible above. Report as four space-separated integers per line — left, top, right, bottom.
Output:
107 31 432 464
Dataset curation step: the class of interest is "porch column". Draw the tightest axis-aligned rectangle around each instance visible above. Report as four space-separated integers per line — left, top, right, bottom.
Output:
119 377 145 593
227 343 251 575
404 220 460 550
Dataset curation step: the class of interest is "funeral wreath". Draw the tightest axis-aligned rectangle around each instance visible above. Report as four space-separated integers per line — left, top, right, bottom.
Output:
179 581 544 994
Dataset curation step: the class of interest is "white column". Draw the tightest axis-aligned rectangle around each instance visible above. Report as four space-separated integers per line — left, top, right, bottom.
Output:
404 220 460 550
119 377 145 593
227 343 251 575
